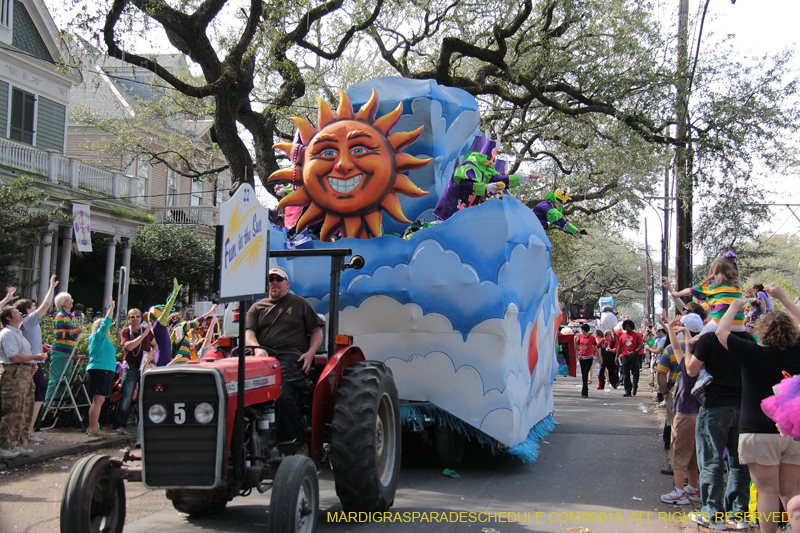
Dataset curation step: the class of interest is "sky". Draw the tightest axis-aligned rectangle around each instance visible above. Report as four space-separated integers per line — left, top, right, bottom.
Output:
48 0 800 258
638 0 800 271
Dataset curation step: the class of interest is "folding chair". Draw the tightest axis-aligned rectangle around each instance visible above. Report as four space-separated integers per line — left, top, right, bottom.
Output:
38 334 92 431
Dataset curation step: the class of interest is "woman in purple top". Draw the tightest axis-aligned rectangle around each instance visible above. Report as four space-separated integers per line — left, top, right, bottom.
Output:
660 315 702 506
753 283 773 313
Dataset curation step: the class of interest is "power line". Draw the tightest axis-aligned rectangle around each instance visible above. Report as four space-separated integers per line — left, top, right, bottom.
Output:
765 206 800 242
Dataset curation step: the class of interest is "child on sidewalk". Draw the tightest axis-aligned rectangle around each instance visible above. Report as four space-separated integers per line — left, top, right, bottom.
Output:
669 256 745 336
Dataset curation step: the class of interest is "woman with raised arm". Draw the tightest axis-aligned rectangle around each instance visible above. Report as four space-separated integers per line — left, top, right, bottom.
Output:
86 298 116 437
715 292 800 533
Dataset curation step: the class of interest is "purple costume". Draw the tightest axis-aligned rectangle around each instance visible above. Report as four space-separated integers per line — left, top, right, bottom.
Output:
533 191 578 234
433 137 522 221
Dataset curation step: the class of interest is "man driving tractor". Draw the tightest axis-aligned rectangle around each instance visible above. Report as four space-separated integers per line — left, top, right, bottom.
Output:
244 266 323 456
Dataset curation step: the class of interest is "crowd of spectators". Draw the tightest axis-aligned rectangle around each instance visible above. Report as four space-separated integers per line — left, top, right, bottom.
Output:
652 255 800 532
564 252 800 532
0 279 216 458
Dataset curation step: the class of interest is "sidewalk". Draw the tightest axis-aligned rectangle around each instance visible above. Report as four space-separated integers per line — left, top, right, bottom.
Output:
0 428 134 471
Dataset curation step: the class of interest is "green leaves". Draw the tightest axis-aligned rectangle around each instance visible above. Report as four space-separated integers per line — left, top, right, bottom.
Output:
0 177 67 289
129 223 216 306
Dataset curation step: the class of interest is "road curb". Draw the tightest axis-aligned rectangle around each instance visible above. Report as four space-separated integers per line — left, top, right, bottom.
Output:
0 436 133 471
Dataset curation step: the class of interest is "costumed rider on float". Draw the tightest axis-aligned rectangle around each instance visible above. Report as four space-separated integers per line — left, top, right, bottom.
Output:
533 188 588 236
433 134 537 221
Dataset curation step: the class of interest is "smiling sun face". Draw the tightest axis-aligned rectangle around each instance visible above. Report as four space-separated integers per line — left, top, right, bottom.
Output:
269 89 431 241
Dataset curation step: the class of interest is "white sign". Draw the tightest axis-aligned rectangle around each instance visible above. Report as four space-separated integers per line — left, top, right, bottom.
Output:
72 204 92 252
219 184 269 299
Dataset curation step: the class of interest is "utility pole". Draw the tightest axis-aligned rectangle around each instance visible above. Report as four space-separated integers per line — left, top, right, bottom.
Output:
644 218 652 325
662 167 670 309
675 0 692 290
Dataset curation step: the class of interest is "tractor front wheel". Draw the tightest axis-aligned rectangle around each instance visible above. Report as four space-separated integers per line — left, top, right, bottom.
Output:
60 455 126 533
268 455 319 533
330 361 401 512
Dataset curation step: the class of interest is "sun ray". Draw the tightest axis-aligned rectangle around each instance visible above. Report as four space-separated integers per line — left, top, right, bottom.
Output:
317 97 335 129
336 88 354 120
372 102 402 135
354 89 379 123
395 152 433 173
380 192 411 224
363 209 382 237
392 173 428 198
277 187 311 209
274 142 294 157
387 126 424 151
268 167 294 182
296 202 325 231
320 214 343 242
343 216 363 238
289 117 318 145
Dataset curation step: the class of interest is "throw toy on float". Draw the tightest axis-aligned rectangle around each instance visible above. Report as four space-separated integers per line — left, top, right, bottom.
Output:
533 188 588 236
432 133 537 221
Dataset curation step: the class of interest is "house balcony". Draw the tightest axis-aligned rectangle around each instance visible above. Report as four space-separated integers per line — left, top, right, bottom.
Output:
0 136 146 206
151 205 218 226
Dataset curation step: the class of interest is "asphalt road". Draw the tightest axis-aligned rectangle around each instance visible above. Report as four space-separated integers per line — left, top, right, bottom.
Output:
0 370 703 533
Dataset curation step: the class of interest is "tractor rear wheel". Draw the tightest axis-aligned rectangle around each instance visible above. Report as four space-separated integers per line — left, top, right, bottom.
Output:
330 361 401 512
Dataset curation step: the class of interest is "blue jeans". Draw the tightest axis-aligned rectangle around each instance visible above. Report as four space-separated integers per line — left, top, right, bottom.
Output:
696 406 750 520
114 367 140 431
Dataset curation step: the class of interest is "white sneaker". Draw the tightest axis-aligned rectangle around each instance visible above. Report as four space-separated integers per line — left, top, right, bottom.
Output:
684 486 701 503
14 446 32 456
28 433 45 444
0 447 20 459
661 488 689 505
690 512 727 530
726 520 750 530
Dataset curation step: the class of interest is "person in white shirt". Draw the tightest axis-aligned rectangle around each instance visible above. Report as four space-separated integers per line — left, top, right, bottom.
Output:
0 306 47 459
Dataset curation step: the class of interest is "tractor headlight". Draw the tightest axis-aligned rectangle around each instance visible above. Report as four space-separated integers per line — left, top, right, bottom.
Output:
194 403 214 424
148 404 167 424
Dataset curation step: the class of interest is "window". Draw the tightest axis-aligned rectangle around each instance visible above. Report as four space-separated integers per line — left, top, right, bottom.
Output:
10 87 35 144
167 170 179 207
191 180 204 206
124 154 151 204
0 0 11 27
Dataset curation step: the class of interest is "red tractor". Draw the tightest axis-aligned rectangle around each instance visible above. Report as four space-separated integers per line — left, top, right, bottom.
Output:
59 249 402 533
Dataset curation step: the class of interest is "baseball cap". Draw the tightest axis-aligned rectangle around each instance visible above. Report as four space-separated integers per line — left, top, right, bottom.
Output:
655 324 665 332
269 266 289 280
680 313 704 334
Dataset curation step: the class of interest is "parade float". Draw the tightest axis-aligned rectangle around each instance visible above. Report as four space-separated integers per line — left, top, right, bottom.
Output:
265 78 561 461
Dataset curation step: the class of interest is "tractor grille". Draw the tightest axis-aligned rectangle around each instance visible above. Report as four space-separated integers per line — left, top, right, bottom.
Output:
141 369 225 488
